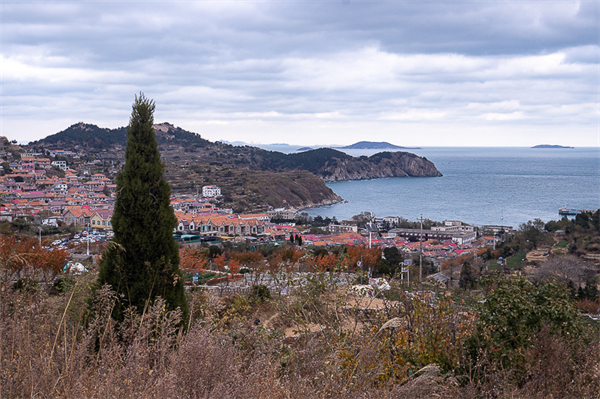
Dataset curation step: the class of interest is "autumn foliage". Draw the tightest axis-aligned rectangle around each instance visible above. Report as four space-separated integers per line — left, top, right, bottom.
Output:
346 245 382 272
0 234 68 282
230 250 264 267
179 245 208 274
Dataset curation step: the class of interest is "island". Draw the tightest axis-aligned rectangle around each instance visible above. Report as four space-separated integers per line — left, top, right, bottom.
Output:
532 144 574 149
336 141 420 150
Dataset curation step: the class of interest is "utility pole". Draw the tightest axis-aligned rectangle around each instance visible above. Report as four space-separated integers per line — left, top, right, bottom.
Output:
359 256 363 285
419 214 423 282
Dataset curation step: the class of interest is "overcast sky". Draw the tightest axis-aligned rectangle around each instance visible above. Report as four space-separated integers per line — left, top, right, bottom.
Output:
2 0 599 146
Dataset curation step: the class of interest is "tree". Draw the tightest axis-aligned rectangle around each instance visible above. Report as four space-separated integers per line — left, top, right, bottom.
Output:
97 94 189 324
459 261 477 290
467 277 580 370
533 255 584 285
383 247 403 269
179 245 208 274
346 245 382 273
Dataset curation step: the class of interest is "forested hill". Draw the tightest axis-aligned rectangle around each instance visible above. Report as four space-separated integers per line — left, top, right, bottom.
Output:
30 122 210 150
28 122 442 181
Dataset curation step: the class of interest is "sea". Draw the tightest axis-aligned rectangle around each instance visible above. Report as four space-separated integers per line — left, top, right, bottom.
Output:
256 145 600 229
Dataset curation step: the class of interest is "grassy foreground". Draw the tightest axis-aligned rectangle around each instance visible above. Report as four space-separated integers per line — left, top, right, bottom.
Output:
1 273 599 399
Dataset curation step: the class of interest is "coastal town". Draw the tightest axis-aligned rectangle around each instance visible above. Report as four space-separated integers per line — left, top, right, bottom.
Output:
3 140 580 281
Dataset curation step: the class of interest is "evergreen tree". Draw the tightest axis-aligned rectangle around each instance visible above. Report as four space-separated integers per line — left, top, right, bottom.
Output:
459 262 477 290
566 280 577 300
583 279 599 302
97 94 189 324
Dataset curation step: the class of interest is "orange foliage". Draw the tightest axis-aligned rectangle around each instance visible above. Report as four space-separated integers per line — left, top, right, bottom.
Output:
346 245 382 271
230 250 264 266
0 234 68 280
279 247 303 263
179 245 208 273
228 259 241 275
312 253 339 272
476 247 489 257
213 253 227 273
266 254 282 273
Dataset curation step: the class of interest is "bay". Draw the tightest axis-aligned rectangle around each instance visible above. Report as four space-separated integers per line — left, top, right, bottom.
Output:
303 147 600 228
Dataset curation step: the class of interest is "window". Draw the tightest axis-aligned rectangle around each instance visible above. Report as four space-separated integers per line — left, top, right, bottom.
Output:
92 220 95 225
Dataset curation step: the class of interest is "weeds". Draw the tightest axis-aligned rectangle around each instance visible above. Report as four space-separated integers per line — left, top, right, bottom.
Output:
1 273 599 398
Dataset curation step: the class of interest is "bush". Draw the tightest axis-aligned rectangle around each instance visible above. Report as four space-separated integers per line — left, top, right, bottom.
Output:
463 277 581 384
13 278 39 292
53 276 75 293
251 284 271 302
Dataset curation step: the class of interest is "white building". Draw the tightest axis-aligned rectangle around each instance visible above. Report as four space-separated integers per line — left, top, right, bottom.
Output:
431 220 476 233
267 208 297 220
327 224 358 234
202 185 221 197
51 160 67 171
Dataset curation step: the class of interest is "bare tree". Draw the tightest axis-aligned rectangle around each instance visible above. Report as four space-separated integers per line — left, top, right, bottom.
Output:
533 255 586 285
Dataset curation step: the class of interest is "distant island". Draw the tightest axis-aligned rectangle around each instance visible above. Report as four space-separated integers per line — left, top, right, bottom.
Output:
336 141 420 150
296 147 314 152
532 144 574 149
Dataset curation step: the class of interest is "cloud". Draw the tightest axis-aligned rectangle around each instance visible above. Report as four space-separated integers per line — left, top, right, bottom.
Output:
1 1 598 145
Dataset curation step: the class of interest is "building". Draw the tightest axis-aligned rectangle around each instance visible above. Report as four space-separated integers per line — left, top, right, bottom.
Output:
481 225 515 235
51 160 67 171
90 210 113 230
327 224 358 234
202 185 221 197
175 212 267 236
267 208 297 220
388 227 477 245
431 220 476 233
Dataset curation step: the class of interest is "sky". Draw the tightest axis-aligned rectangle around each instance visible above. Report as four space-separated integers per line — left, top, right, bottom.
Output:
2 0 599 147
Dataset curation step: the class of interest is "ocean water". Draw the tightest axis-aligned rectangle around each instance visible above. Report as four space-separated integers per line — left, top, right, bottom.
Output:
302 147 600 228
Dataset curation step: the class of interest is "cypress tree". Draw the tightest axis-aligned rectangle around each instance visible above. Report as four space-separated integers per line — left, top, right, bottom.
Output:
97 93 188 324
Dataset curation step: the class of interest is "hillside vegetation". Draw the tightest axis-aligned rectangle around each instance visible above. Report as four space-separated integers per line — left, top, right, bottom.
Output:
28 122 442 181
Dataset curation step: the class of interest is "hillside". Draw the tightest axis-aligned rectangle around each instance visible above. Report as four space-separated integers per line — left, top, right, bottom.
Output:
27 122 441 211
29 122 442 180
177 165 341 212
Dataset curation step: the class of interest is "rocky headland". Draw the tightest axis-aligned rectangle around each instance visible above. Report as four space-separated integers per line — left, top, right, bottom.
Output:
27 123 442 211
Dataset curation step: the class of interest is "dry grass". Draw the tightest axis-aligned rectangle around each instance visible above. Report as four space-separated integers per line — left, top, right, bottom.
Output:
1 277 599 399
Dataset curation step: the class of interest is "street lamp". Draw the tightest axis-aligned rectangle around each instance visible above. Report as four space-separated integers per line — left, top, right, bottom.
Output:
37 226 42 246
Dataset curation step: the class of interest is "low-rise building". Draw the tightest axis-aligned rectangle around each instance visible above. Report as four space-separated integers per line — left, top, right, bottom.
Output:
327 224 358 234
202 185 221 197
268 207 297 220
90 210 113 230
51 160 67 170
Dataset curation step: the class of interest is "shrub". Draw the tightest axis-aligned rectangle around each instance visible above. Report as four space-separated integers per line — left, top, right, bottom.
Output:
53 276 75 293
251 284 271 302
463 277 581 385
13 278 39 292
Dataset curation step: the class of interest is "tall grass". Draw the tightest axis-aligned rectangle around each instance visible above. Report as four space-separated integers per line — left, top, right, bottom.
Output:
1 277 599 398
